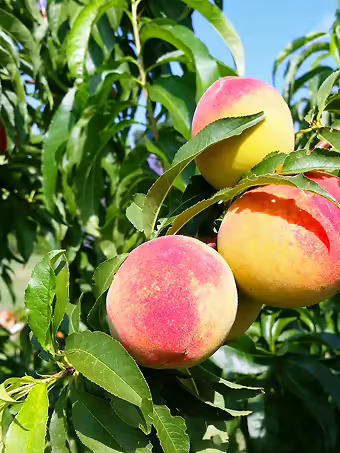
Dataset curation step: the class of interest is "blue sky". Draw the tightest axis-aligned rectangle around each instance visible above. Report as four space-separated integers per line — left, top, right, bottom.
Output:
193 0 338 89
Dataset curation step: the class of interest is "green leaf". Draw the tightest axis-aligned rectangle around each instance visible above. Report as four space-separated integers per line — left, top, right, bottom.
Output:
283 42 329 102
65 331 153 421
185 417 229 453
72 391 152 452
180 0 244 76
126 194 147 232
316 70 340 120
5 384 49 453
49 388 70 453
166 173 339 235
317 127 340 152
67 0 106 79
24 0 44 23
146 50 189 73
0 9 40 70
110 395 150 434
52 257 69 339
189 365 262 391
141 19 219 100
142 112 265 238
67 0 125 80
180 379 252 417
0 383 16 403
148 76 195 140
93 254 129 300
248 148 340 177
292 66 334 96
43 89 76 214
153 404 190 453
25 250 64 351
301 361 340 411
283 147 340 171
67 296 82 335
71 113 135 230
273 32 326 79
212 345 270 375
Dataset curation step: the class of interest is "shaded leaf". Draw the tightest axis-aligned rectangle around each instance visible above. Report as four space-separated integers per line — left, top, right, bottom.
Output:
72 391 152 452
43 89 76 214
49 387 70 453
141 19 219 100
52 257 69 339
143 113 265 238
148 76 195 140
153 404 190 453
0 8 40 70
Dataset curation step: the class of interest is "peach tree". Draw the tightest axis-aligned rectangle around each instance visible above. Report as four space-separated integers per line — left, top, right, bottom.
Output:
0 1 339 453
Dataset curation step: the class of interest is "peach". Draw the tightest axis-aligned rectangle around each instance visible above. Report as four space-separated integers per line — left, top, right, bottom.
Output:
192 77 295 188
106 235 238 368
225 294 262 341
217 172 340 308
0 122 7 153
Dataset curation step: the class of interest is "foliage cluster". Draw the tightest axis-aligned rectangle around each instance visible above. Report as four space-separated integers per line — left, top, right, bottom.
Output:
0 1 339 452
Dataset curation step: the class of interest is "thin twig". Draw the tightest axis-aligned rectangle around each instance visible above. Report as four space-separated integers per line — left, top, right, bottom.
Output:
131 0 159 140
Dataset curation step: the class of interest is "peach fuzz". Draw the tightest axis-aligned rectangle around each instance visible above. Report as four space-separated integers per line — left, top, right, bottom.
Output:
106 235 238 369
192 77 295 189
217 172 340 308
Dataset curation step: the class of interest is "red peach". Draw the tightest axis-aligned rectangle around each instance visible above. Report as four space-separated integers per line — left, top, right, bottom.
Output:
0 122 7 153
192 77 295 188
217 172 340 308
106 235 238 368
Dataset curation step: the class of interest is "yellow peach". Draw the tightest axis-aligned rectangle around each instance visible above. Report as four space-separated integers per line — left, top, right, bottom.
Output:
192 77 295 188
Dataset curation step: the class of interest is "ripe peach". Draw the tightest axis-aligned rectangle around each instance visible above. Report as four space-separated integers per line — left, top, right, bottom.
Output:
192 77 295 188
217 172 340 308
225 294 262 341
0 122 7 153
106 235 238 368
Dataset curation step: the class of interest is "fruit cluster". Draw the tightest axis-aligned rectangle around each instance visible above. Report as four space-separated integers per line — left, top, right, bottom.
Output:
106 77 340 369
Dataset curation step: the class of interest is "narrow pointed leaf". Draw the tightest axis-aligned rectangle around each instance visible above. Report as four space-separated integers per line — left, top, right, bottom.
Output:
25 250 64 350
93 254 129 300
52 258 69 339
142 112 265 238
43 89 76 213
148 76 195 140
153 404 190 453
49 388 70 453
0 9 40 70
273 32 326 79
180 0 244 76
73 392 152 453
141 19 219 100
5 384 49 453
